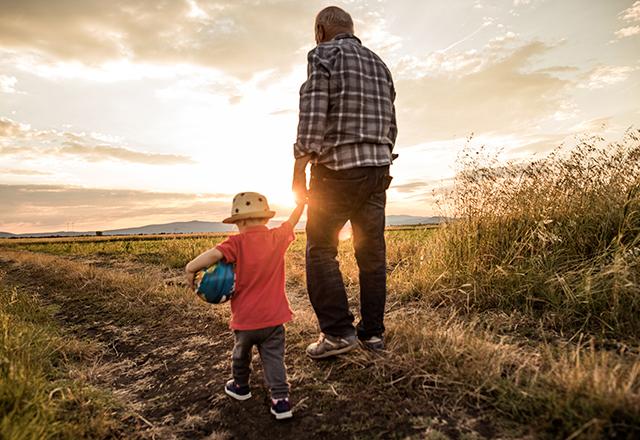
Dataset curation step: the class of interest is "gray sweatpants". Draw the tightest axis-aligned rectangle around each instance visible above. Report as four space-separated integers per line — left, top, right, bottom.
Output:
232 324 289 399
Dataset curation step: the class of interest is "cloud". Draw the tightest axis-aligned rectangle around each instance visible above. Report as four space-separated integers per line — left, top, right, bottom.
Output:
512 0 546 8
269 109 296 116
615 1 640 39
59 141 194 165
395 40 572 144
0 117 28 137
0 168 51 176
0 0 325 78
0 75 19 93
0 117 193 165
0 183 232 233
615 25 640 39
580 65 637 89
620 1 640 22
393 181 433 193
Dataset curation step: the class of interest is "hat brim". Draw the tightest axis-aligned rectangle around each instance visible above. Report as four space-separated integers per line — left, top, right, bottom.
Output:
223 210 276 224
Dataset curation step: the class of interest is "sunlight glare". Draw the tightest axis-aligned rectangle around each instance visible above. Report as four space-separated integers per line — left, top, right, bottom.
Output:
339 224 352 241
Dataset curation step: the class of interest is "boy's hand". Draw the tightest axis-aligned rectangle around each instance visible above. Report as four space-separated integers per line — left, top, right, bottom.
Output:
287 200 306 227
185 269 196 290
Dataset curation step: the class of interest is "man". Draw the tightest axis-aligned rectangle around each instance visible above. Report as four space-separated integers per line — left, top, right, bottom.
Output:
292 6 397 359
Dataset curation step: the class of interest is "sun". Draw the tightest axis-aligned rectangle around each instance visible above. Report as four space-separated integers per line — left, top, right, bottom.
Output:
338 223 352 241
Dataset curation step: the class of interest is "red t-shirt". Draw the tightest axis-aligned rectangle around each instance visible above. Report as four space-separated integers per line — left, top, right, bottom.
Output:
215 222 295 330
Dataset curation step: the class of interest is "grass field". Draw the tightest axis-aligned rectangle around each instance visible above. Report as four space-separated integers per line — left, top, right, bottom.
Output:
1 132 639 439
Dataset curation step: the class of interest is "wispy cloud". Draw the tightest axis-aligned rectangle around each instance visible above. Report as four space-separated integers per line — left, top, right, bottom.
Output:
440 18 496 53
58 141 193 165
0 168 51 176
615 25 640 39
0 0 321 79
0 117 28 137
0 184 232 233
0 75 20 93
620 1 640 22
395 39 572 144
0 117 193 165
615 1 640 39
580 65 637 89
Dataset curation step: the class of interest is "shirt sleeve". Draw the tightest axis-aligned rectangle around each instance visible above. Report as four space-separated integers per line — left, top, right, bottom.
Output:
387 78 398 148
215 236 238 263
293 48 330 159
273 221 295 248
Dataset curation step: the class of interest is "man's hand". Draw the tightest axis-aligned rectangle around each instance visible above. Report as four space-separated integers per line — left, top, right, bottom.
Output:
292 171 307 204
292 156 311 204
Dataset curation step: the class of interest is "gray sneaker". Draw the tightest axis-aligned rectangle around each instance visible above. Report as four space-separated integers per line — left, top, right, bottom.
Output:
306 333 358 359
360 335 385 351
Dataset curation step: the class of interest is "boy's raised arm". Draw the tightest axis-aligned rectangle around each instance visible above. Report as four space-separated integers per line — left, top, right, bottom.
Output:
185 247 224 289
286 202 306 228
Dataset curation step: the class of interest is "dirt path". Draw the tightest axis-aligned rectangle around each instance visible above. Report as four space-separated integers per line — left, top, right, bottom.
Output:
1 251 450 440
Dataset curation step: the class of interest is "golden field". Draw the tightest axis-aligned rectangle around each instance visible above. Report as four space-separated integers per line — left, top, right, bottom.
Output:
1 131 639 439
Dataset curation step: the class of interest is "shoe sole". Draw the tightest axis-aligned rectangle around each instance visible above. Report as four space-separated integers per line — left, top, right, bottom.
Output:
224 387 252 401
270 408 293 420
306 342 358 359
360 340 385 351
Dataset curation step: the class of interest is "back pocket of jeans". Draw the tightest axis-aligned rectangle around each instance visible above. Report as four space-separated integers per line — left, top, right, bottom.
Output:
314 175 367 203
320 175 368 190
378 175 393 192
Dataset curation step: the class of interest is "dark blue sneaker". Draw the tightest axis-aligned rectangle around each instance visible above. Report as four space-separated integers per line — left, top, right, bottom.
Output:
224 380 251 401
270 398 293 420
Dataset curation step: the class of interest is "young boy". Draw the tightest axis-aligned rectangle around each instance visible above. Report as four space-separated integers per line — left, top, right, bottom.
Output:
185 192 304 420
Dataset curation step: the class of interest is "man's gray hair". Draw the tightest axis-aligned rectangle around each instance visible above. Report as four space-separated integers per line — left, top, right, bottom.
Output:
316 6 354 32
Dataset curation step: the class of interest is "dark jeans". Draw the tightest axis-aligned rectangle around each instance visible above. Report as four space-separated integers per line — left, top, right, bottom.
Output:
306 164 391 340
232 325 289 399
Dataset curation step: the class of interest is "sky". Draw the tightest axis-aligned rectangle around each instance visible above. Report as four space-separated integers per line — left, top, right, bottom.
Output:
1 0 639 233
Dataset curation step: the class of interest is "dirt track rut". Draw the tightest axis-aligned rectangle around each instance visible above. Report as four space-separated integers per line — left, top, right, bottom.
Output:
1 251 436 439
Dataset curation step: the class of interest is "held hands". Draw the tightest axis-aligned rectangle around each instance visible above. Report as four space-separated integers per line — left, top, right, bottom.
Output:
292 170 307 205
292 156 311 205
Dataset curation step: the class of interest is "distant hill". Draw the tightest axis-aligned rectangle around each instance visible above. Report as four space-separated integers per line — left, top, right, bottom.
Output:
3 215 446 238
1 231 87 238
103 220 233 236
385 215 445 226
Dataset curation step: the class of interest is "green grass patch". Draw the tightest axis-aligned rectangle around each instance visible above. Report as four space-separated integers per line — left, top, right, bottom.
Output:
0 284 120 439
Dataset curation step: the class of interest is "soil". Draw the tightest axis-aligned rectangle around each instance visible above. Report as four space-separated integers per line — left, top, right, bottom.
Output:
0 252 491 439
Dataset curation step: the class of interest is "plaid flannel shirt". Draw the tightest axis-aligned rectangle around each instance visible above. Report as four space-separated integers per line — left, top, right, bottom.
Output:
294 34 397 170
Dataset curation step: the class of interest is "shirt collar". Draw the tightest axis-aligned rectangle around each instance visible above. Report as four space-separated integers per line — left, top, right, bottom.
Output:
241 225 269 234
332 33 361 44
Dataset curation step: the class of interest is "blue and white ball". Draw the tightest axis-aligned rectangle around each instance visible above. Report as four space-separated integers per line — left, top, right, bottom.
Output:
194 261 235 304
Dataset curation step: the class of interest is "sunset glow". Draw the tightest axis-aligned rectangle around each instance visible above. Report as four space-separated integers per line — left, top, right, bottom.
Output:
339 225 353 242
1 0 639 233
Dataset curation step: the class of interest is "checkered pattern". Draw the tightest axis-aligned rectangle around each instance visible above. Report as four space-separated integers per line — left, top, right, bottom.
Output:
294 34 397 171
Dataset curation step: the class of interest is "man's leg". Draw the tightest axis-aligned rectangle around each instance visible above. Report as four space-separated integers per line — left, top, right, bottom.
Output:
351 169 389 341
305 170 357 338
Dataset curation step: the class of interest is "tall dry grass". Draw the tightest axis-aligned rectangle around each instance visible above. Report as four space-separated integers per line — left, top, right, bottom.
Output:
1 131 639 437
402 130 640 339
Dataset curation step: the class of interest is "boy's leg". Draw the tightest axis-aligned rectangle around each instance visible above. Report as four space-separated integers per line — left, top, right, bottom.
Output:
231 330 254 386
256 325 289 399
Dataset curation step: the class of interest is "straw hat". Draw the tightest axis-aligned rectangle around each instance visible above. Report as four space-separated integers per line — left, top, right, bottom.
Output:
223 192 276 224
